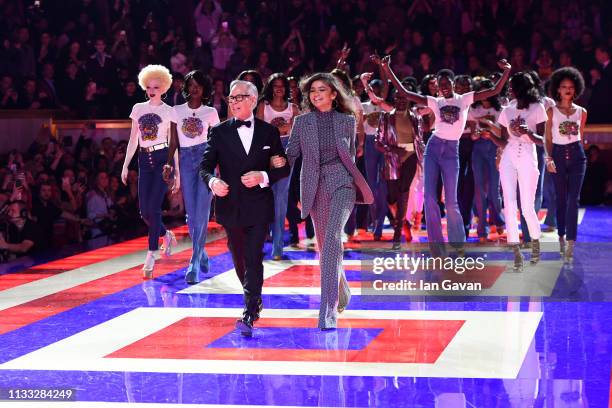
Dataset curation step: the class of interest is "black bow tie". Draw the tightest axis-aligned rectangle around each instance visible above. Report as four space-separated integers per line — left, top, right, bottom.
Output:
235 119 252 128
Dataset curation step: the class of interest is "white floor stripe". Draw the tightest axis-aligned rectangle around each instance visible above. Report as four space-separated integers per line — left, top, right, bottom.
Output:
1 307 542 379
0 229 226 312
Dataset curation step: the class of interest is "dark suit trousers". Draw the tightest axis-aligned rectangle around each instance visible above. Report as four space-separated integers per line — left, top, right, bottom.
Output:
225 223 267 315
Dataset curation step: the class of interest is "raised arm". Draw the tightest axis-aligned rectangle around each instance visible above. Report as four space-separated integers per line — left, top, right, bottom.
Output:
376 55 427 106
360 72 393 112
473 59 511 102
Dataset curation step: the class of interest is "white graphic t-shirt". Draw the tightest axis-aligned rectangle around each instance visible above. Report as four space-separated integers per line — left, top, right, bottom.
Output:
129 101 177 148
498 102 547 144
427 91 475 140
173 103 220 147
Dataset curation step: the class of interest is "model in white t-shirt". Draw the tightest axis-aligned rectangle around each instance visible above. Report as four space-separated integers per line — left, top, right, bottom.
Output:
481 72 547 271
376 55 511 256
121 64 179 278
467 80 505 242
544 67 588 262
162 70 220 284
255 73 300 260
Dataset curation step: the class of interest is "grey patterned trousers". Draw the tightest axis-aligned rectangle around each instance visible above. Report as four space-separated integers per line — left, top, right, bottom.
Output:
311 178 355 329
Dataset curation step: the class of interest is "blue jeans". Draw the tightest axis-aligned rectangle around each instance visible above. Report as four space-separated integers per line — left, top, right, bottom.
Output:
520 145 545 242
552 142 586 240
424 136 465 251
364 134 387 237
472 139 504 237
180 142 213 279
271 137 290 257
138 148 168 251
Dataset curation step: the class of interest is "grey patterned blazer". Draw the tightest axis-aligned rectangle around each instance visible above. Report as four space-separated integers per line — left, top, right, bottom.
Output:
286 110 374 219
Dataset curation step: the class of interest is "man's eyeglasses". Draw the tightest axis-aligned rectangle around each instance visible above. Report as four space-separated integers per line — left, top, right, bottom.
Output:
227 94 251 103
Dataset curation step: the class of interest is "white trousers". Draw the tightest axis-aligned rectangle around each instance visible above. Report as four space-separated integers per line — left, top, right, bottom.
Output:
406 165 424 220
499 142 541 244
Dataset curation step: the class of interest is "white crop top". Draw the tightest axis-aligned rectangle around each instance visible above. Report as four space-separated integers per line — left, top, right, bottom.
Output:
551 105 583 145
263 102 294 136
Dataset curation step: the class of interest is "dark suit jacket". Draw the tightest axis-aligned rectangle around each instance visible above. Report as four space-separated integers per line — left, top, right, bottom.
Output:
200 117 290 228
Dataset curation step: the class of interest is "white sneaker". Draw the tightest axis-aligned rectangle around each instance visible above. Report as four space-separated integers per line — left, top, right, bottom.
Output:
142 250 156 279
161 230 177 257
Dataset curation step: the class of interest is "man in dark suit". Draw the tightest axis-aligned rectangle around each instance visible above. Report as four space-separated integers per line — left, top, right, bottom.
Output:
200 80 290 336
589 45 612 123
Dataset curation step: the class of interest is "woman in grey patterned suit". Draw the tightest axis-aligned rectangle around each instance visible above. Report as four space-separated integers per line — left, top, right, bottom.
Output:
287 73 374 330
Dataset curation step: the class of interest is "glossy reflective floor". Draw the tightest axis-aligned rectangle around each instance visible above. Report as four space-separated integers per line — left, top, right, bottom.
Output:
1 209 611 407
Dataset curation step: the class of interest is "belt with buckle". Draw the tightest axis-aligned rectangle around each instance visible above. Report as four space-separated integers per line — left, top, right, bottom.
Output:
140 142 168 153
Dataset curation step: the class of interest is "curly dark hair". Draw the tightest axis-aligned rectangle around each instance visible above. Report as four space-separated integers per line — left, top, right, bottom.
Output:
474 78 502 111
510 72 540 106
420 74 437 96
300 72 358 116
454 75 473 89
237 70 264 94
261 73 290 103
182 70 213 104
549 67 585 102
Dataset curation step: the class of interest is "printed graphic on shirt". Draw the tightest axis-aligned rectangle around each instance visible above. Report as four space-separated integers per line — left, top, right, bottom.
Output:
138 113 163 141
439 105 461 124
270 117 288 129
559 121 579 137
509 115 527 137
181 116 204 138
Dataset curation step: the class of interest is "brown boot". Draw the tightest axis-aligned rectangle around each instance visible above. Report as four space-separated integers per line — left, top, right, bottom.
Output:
559 236 565 257
513 244 524 272
565 240 575 262
530 239 541 264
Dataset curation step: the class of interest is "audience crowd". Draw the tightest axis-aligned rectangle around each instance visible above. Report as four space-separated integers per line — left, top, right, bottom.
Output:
1 0 611 259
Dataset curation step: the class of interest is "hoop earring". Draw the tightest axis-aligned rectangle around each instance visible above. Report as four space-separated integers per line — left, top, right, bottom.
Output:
332 99 338 109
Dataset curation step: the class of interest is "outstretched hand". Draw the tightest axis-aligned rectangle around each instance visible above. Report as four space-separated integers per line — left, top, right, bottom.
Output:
339 42 351 61
497 59 511 71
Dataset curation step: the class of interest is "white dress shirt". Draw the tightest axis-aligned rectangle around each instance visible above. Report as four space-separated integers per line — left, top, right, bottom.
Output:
209 115 269 192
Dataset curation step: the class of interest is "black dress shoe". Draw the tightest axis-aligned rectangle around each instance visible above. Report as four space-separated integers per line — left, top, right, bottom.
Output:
236 317 253 337
253 298 263 322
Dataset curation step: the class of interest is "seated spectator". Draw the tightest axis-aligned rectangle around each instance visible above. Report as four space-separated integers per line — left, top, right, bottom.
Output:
166 73 186 106
117 80 143 118
86 171 117 237
581 145 607 205
0 201 42 258
57 62 85 112
38 62 59 108
0 74 20 109
31 182 85 248
79 80 106 118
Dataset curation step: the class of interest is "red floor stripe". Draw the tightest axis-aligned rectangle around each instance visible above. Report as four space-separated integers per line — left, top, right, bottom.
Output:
108 317 464 364
0 224 222 292
0 234 228 336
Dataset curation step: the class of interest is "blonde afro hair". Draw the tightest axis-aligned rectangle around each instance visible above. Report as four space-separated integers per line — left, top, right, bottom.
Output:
137 64 172 94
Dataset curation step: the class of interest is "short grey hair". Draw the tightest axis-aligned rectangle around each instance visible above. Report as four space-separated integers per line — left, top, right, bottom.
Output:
229 80 258 100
